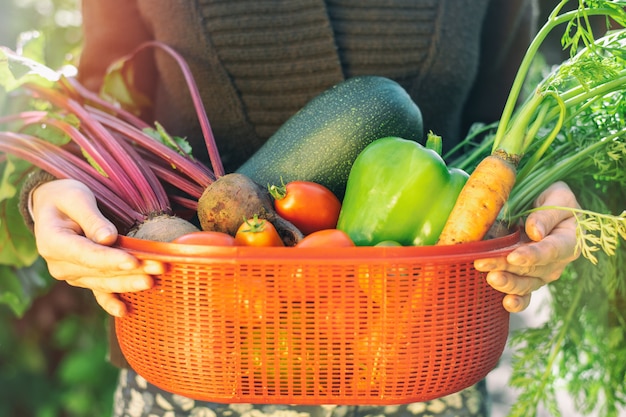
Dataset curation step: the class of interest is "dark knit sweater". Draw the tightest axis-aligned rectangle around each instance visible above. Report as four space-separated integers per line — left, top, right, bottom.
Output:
26 0 535 369
79 0 535 172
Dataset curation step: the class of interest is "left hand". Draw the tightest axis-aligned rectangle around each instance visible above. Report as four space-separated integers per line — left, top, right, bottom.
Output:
475 181 581 313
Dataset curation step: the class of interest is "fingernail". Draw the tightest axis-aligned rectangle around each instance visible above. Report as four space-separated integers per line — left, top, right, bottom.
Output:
475 260 495 271
506 296 523 313
535 223 545 238
133 278 151 291
143 261 163 275
119 261 137 271
95 226 116 243
112 304 126 318
507 251 528 266
527 221 545 241
488 272 507 287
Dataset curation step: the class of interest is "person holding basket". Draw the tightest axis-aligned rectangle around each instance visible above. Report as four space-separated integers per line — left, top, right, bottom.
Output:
22 0 580 416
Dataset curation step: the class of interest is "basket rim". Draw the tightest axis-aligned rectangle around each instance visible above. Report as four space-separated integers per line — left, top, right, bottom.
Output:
115 228 521 264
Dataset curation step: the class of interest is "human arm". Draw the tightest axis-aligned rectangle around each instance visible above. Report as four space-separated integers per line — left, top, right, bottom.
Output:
475 181 580 313
30 179 163 317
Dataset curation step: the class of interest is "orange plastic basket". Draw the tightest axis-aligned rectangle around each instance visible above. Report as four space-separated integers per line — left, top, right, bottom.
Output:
115 229 520 405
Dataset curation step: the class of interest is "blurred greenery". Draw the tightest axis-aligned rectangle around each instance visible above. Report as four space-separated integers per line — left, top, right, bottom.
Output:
0 0 83 68
0 1 119 416
0 286 119 417
0 1 622 417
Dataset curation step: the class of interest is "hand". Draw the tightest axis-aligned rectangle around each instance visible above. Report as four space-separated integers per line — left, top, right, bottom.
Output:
475 181 580 313
31 179 164 317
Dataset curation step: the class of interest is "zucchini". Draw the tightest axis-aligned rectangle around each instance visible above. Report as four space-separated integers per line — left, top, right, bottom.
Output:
236 76 423 199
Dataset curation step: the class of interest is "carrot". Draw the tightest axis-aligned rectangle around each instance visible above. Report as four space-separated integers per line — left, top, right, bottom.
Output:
437 152 517 245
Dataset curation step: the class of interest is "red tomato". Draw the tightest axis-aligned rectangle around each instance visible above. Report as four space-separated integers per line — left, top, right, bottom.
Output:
269 180 341 235
171 231 236 246
295 229 355 248
235 216 284 247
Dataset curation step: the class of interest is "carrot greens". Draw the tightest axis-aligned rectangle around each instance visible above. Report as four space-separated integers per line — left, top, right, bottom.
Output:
445 2 626 414
439 0 626 246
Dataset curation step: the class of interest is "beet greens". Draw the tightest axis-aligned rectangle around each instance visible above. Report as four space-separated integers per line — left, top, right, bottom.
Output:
0 42 220 232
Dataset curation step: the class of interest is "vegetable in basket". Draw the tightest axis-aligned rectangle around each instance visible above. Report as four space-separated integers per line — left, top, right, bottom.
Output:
439 10 626 415
0 43 217 242
337 133 468 246
438 1 626 246
447 27 626 415
197 172 303 245
235 215 285 247
295 229 355 248
0 43 303 246
171 231 237 246
269 179 342 236
237 76 424 200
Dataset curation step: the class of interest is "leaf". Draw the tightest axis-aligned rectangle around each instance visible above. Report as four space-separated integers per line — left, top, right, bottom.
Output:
0 268 30 316
572 209 626 264
0 156 39 267
0 47 59 93
57 343 109 385
16 117 73 147
143 121 194 158
0 153 46 316
0 257 52 317
99 56 152 116
16 30 46 65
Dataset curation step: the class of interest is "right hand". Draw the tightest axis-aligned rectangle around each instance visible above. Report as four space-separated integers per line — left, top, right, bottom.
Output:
31 179 164 317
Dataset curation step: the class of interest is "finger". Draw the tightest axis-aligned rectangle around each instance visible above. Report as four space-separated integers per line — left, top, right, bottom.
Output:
507 217 579 269
502 293 532 313
67 274 154 294
477 254 550 276
526 181 579 241
40 235 144 277
93 290 128 317
475 255 548 275
47 257 162 288
485 270 545 295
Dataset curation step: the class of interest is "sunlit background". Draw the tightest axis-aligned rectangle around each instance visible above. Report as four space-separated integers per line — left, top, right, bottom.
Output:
0 1 622 417
1 3 119 417
1 0 81 61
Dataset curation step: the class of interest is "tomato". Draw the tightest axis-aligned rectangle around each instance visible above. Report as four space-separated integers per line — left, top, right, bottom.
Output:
295 229 355 248
290 229 355 305
269 180 341 235
235 215 284 247
171 231 236 246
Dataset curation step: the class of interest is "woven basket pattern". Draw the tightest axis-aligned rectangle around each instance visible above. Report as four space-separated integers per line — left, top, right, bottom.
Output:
115 231 518 405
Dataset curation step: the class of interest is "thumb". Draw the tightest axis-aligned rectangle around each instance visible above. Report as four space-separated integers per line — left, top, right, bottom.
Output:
72 197 119 245
526 181 579 242
33 179 119 245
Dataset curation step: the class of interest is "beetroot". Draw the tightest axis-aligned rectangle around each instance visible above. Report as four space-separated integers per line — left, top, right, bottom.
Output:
198 173 303 246
127 214 200 242
1 44 303 245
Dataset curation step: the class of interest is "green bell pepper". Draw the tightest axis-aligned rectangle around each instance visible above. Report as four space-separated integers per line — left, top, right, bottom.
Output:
336 135 468 246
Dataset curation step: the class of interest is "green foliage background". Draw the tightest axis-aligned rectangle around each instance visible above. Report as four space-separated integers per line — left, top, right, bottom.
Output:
0 1 119 416
0 1 623 417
